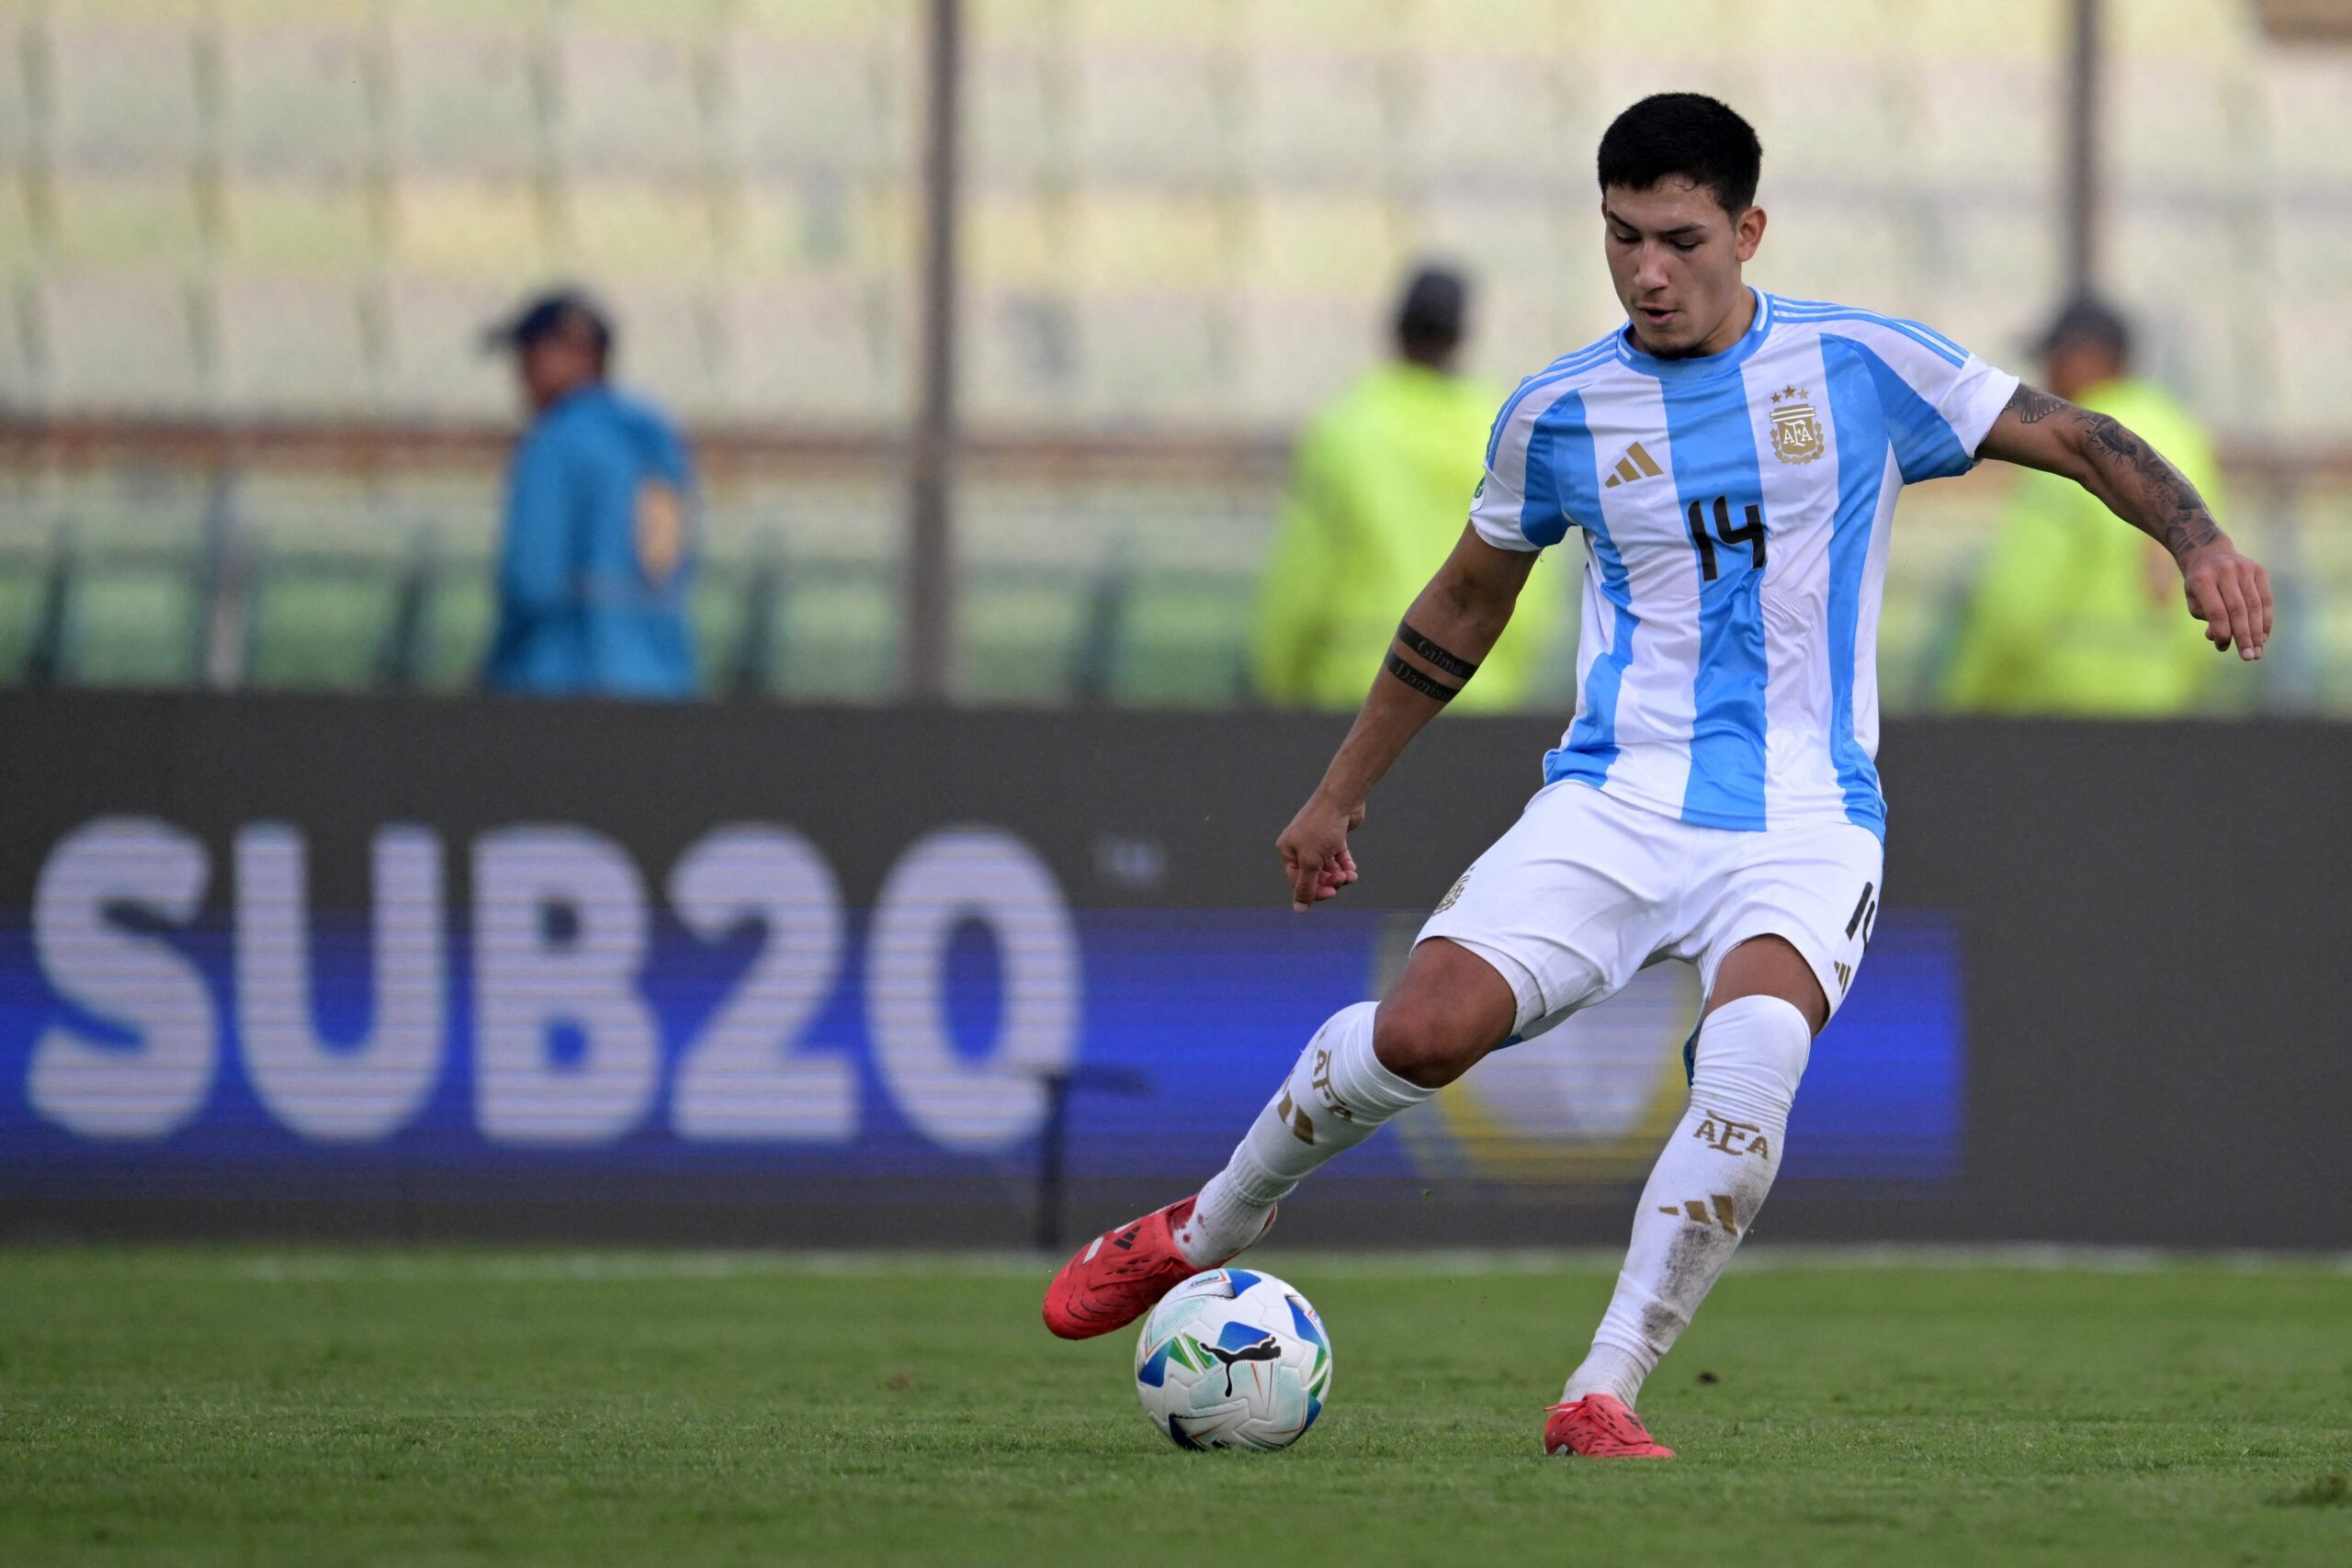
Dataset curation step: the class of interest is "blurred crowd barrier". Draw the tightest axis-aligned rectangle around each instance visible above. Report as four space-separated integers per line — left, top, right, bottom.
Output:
1 0 2349 707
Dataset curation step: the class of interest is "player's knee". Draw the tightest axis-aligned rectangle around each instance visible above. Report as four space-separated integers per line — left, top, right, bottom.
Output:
1690 994 1813 1116
1371 991 1487 1090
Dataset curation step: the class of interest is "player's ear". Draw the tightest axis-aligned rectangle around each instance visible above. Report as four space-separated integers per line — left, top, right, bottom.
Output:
1734 205 1767 263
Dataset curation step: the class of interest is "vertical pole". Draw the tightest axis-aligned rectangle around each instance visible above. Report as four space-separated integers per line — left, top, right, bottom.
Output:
198 469 248 690
2062 0 2102 299
906 0 963 702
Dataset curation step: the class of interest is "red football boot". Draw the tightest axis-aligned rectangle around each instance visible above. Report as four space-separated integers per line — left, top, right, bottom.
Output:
1040 1195 1272 1340
1544 1393 1676 1459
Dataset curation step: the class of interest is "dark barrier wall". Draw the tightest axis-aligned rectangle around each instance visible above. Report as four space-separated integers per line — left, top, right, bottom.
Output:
0 692 2345 1249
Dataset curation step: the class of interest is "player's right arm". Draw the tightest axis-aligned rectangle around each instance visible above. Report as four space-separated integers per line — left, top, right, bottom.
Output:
1276 525 1539 911
1976 384 2271 660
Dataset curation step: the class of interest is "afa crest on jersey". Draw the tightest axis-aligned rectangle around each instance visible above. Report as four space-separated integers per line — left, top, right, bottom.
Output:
1768 385 1826 466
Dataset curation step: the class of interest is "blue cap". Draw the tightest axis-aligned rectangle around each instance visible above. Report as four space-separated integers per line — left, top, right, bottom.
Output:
481 288 613 355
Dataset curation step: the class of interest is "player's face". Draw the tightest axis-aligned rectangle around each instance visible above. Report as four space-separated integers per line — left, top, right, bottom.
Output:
1601 181 1767 357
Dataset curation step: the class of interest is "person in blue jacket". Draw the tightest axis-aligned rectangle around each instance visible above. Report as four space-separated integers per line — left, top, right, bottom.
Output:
480 289 699 697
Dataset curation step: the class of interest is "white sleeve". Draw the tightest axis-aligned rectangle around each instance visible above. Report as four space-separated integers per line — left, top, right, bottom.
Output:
1923 352 2022 468
1465 386 1547 553
1824 318 2020 482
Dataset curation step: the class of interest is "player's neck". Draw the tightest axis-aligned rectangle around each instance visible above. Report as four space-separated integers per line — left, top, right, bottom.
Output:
1633 287 1757 361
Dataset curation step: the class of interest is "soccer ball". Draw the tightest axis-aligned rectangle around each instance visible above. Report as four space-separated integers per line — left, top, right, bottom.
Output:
1133 1268 1331 1451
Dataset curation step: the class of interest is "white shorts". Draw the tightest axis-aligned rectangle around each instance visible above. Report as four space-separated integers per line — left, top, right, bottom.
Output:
1418 779 1884 1035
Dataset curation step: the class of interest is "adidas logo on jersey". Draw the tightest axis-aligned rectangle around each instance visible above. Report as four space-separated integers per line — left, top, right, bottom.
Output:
1603 441 1664 489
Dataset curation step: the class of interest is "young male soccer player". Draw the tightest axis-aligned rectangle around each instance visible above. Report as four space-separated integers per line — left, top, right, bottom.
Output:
1042 93 2273 1457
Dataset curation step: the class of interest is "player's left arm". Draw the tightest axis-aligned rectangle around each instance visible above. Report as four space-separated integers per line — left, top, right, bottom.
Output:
1976 384 2272 660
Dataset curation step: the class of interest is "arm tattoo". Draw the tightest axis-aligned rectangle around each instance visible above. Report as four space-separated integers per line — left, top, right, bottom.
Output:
1385 650 1459 703
1396 620 1479 681
2076 411 2223 558
2003 383 2067 424
2004 385 2223 558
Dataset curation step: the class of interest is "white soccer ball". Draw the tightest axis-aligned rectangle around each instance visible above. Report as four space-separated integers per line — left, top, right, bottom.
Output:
1133 1268 1332 1451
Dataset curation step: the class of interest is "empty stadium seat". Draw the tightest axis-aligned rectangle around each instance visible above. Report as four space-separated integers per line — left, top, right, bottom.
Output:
1235 44 1390 186
967 38 1060 183
245 563 404 690
559 181 722 284
963 193 1075 422
1098 572 1254 708
1750 198 1917 313
2112 58 2245 190
212 276 375 416
1231 289 1380 423
721 28 912 177
217 13 379 177
595 285 719 420
218 175 378 275
1072 291 1227 422
1401 189 1566 292
550 24 711 179
64 568 203 687
1065 39 1227 184
766 560 899 703
0 25 34 168
1903 57 2055 191
2265 51 2352 188
417 568 494 692
967 284 1080 425
732 178 912 278
1908 193 2054 298
387 175 549 281
2275 295 2352 437
385 8 545 177
1234 188 1398 296
42 8 206 172
379 278 517 419
1397 50 1560 186
718 279 894 421
960 564 1091 704
47 175 208 274
37 274 208 413
1083 187 1235 286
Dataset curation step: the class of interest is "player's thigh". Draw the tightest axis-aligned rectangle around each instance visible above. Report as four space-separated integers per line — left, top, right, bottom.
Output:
1409 782 1675 1046
1686 822 1884 1034
1709 933 1830 1034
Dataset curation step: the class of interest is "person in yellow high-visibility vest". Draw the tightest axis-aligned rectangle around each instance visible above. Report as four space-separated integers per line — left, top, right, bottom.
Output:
1942 298 2226 715
1251 267 1559 711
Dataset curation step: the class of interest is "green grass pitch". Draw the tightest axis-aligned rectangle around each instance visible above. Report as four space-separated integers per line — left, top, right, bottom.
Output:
2 1247 2348 1566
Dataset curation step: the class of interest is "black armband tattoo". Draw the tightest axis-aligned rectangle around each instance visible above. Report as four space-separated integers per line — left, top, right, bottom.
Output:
1385 650 1460 703
1396 620 1479 681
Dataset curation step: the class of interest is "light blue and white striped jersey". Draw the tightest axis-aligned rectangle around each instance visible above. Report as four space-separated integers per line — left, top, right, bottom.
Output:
1472 290 2018 840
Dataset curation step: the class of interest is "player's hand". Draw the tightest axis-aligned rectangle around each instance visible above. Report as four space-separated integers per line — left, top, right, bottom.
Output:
1277 794 1365 913
2177 539 2273 660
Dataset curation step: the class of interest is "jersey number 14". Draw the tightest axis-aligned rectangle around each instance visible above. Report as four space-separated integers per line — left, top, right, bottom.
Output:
1685 496 1767 581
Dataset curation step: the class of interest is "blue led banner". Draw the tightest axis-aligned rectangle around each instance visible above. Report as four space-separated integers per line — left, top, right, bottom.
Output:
0 815 1962 1200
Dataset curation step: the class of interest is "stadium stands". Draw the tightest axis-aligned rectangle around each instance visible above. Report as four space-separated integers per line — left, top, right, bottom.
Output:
0 0 2346 706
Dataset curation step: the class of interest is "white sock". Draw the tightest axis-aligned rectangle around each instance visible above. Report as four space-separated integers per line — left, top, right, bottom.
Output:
1175 1001 1433 1266
1564 994 1811 1408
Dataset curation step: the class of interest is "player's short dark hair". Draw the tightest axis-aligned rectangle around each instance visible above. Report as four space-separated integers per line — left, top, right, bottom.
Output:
1597 94 1763 216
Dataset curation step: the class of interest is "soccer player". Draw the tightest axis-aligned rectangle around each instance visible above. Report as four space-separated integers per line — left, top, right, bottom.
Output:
1041 94 2273 1458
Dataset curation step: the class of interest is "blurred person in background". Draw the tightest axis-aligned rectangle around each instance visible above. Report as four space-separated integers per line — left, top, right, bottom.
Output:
1250 266 1558 711
1941 298 2224 715
481 289 700 699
